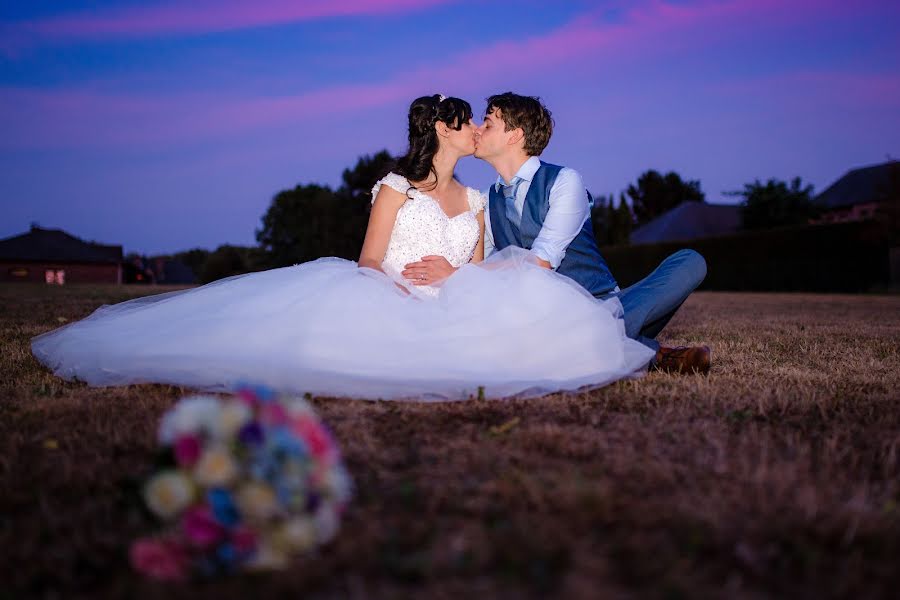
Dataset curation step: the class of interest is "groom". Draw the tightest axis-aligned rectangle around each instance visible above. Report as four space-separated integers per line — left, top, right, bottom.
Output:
473 92 710 374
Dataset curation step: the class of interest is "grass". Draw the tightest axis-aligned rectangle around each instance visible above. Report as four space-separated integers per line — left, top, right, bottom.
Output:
2 283 900 599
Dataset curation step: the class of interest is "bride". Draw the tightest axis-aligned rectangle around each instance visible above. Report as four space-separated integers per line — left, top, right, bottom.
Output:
31 94 654 400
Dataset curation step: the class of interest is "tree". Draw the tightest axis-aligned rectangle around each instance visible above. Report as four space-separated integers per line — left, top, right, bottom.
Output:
337 149 395 203
171 248 210 279
335 150 397 258
728 177 817 230
591 193 611 246
591 192 633 246
612 192 634 246
256 150 397 268
256 184 347 266
200 245 264 283
627 170 705 225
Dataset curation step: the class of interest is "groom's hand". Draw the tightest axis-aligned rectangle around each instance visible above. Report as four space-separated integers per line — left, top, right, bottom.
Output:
402 256 457 286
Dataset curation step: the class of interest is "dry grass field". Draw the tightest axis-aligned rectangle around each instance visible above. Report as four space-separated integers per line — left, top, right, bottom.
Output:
2 283 900 599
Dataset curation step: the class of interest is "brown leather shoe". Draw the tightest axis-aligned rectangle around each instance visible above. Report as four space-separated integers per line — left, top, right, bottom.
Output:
654 345 711 375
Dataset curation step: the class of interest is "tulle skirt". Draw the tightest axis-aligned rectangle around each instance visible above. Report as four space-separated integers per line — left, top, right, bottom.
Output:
31 247 654 400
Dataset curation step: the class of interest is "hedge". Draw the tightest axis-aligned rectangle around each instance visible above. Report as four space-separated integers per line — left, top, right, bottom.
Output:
600 220 891 292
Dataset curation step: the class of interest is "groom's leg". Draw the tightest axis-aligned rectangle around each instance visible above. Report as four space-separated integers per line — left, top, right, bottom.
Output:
616 249 707 351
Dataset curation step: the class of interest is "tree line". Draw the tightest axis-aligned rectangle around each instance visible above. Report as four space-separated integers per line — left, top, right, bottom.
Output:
168 150 827 283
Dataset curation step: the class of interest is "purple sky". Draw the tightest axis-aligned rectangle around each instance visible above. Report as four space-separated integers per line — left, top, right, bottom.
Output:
1 0 899 255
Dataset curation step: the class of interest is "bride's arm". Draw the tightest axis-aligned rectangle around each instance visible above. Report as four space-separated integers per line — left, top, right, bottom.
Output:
470 211 485 263
358 186 406 271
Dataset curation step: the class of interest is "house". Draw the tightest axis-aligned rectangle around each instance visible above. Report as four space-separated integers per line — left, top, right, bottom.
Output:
814 160 899 223
0 226 123 284
630 202 742 245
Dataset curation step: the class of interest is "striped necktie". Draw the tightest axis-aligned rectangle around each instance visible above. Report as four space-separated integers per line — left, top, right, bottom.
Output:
500 176 523 226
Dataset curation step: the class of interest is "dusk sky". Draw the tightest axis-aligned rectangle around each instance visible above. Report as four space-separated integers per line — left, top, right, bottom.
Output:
1 0 898 255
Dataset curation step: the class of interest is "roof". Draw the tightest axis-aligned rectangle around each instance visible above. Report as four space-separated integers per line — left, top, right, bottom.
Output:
0 226 123 264
631 202 741 245
814 161 899 210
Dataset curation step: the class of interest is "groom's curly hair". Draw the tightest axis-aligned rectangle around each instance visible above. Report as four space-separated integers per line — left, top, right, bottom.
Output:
485 92 554 156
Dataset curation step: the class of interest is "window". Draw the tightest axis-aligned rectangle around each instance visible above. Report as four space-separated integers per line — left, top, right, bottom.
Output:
8 267 28 278
44 269 66 285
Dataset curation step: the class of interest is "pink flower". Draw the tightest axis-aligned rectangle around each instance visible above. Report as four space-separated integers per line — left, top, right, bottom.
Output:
231 525 258 554
293 418 333 460
260 403 288 426
237 388 258 408
174 435 201 467
130 536 189 582
182 505 225 548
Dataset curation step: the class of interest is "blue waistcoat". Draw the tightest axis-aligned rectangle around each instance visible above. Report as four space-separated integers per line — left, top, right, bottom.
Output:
488 161 618 297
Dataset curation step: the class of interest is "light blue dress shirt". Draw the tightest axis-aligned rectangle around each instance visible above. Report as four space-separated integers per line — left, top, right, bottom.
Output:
483 156 591 269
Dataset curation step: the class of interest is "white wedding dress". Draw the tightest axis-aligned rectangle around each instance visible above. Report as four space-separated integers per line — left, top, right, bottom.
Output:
31 173 654 400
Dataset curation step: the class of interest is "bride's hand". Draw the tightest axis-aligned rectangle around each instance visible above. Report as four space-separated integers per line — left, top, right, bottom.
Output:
402 256 457 286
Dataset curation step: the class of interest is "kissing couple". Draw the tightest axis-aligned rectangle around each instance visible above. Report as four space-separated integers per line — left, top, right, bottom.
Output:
32 92 710 400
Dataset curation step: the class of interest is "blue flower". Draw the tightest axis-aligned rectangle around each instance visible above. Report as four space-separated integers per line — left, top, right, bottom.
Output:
269 426 309 458
249 451 279 483
207 488 241 528
244 383 276 403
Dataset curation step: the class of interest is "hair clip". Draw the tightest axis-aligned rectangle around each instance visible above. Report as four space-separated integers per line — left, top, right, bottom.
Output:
438 94 446 102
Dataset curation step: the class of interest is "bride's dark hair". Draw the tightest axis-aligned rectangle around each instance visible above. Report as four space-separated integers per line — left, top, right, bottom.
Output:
394 94 473 192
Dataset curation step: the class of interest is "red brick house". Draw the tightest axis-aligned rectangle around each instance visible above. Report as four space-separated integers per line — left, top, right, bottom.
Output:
0 226 123 284
813 160 899 224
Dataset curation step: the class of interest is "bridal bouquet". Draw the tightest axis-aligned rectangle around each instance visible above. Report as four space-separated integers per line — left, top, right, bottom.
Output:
129 385 352 581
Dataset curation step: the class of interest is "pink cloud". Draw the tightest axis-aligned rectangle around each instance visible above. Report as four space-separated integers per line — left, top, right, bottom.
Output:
0 80 420 150
2 0 895 151
6 0 455 43
453 0 886 74
381 0 886 102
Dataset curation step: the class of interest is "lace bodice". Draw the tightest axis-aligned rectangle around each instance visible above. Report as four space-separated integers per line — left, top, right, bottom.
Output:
371 172 486 298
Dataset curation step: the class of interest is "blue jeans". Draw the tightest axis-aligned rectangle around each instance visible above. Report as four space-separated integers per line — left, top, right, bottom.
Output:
599 249 707 353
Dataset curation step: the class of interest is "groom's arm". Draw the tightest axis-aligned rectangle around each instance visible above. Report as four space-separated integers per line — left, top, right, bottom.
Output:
531 168 591 269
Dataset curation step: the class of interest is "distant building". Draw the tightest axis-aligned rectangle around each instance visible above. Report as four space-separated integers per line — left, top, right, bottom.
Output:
814 161 899 223
0 226 123 284
630 202 741 245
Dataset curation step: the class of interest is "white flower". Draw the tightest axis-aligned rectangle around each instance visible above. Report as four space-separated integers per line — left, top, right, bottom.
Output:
282 397 316 420
321 466 353 503
277 517 317 553
313 503 340 544
193 444 238 487
236 482 279 522
143 470 195 519
158 395 221 445
210 400 251 440
243 540 288 571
